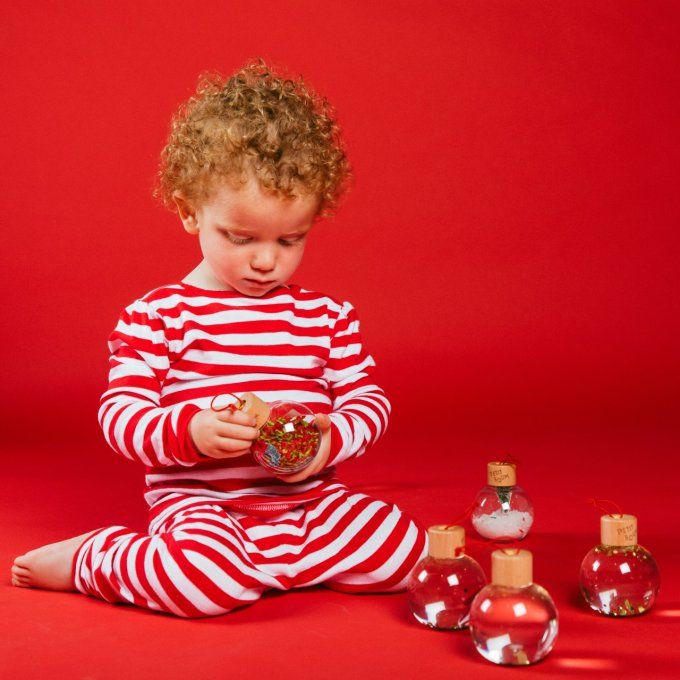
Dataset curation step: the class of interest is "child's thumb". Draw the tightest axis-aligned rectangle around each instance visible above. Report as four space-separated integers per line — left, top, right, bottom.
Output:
314 413 332 431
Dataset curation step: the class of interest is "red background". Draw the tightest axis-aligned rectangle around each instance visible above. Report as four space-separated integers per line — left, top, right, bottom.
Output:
2 1 679 678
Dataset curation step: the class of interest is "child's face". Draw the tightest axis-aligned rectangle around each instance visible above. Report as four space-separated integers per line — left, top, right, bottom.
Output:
174 175 319 296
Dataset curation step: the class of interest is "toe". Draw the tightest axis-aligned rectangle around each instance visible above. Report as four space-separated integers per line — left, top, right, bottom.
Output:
12 564 30 577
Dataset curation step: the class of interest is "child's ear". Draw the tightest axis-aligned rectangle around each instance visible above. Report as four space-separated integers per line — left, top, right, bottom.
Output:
172 191 199 234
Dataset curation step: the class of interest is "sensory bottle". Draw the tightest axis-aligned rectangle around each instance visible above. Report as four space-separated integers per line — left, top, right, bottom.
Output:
579 513 660 617
407 525 487 630
471 462 534 541
469 549 558 666
211 392 321 474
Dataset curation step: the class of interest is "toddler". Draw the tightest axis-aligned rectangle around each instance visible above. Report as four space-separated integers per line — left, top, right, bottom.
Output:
11 58 427 617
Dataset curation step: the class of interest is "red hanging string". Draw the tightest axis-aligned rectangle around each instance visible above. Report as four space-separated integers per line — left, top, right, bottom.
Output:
587 497 624 518
445 502 528 549
445 500 477 530
496 452 522 467
210 392 245 413
488 538 524 553
465 533 527 548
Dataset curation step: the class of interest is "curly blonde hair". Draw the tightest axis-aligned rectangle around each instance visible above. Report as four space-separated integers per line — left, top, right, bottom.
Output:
152 57 352 219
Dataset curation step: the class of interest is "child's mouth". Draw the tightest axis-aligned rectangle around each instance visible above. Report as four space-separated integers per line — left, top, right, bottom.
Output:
245 278 275 288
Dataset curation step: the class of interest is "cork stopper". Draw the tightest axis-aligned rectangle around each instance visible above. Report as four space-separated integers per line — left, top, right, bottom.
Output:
600 514 637 547
491 549 533 587
487 461 517 487
239 392 271 428
427 525 465 559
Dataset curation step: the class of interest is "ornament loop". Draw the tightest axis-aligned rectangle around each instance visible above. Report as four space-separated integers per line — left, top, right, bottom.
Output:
446 500 477 529
587 497 624 518
210 393 245 412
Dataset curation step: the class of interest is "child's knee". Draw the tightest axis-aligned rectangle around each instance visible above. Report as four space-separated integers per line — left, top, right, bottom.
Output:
323 513 428 594
157 532 266 617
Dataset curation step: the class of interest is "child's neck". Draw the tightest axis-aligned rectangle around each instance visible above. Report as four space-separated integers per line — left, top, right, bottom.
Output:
182 261 232 291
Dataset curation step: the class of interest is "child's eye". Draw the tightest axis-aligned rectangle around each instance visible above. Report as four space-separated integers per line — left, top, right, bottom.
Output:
225 233 251 245
224 232 304 247
279 235 305 246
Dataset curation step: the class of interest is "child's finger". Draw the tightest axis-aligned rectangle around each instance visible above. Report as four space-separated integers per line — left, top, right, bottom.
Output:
314 413 331 431
215 409 258 427
210 441 252 458
215 436 255 452
217 422 260 440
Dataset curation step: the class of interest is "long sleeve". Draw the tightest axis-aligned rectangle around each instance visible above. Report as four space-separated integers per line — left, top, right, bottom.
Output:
97 299 204 467
323 301 391 467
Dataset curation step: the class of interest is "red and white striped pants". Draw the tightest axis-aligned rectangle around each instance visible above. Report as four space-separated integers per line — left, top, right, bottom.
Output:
71 484 428 618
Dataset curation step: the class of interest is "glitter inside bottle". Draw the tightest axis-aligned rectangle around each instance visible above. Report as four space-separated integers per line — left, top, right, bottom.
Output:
469 549 559 665
407 525 487 630
471 462 534 541
212 392 321 475
579 513 660 617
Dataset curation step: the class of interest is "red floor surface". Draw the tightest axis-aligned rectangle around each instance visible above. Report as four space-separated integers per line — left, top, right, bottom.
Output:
3 424 678 679
3 1 679 677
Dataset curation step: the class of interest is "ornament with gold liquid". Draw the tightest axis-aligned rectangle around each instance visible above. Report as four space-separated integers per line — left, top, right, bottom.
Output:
579 513 660 616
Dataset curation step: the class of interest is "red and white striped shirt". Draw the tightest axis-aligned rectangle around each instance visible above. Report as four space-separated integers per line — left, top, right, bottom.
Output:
98 281 391 509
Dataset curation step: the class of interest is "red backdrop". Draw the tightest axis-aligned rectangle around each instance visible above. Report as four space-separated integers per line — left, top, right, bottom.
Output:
2 0 678 444
2 2 679 678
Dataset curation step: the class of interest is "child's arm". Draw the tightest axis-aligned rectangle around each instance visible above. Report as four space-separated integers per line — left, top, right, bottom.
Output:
321 300 391 467
277 300 389 484
97 299 205 467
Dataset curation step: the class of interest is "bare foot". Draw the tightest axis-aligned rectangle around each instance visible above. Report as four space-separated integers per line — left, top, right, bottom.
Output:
11 530 99 591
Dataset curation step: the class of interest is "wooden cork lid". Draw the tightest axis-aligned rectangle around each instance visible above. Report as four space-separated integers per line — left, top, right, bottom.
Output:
491 549 533 587
601 514 637 547
487 461 517 487
427 525 465 559
239 392 271 428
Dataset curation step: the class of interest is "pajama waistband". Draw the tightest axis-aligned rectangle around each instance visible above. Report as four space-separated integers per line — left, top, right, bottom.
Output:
147 482 349 531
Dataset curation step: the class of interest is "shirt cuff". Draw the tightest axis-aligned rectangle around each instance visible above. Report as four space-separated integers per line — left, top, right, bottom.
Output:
174 403 205 464
323 416 349 468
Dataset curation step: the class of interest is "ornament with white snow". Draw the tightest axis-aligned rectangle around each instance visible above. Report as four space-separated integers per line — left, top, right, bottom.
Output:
471 462 534 541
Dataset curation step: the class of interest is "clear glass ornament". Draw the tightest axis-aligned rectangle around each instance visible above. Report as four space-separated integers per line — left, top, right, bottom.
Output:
470 582 558 665
407 526 486 630
579 513 660 616
250 401 321 474
211 393 321 475
470 549 558 666
471 462 534 541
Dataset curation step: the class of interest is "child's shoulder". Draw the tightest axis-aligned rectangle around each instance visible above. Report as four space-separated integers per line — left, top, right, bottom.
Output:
285 282 349 315
114 283 186 315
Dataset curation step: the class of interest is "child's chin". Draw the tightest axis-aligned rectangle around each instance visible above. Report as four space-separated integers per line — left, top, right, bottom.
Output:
235 287 267 298
241 280 280 296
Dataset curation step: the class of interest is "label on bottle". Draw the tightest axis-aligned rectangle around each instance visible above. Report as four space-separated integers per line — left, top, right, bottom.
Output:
601 514 638 546
616 521 637 544
487 462 517 487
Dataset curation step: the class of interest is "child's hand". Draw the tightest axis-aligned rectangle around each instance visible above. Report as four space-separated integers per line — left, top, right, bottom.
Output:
188 408 260 460
275 413 332 483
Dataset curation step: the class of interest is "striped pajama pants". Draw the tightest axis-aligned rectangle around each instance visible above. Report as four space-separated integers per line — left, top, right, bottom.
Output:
71 484 428 618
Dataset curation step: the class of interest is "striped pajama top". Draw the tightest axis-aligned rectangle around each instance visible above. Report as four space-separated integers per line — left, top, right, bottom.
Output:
97 281 391 511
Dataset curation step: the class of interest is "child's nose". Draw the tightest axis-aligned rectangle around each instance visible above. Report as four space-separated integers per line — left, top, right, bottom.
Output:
250 246 276 271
